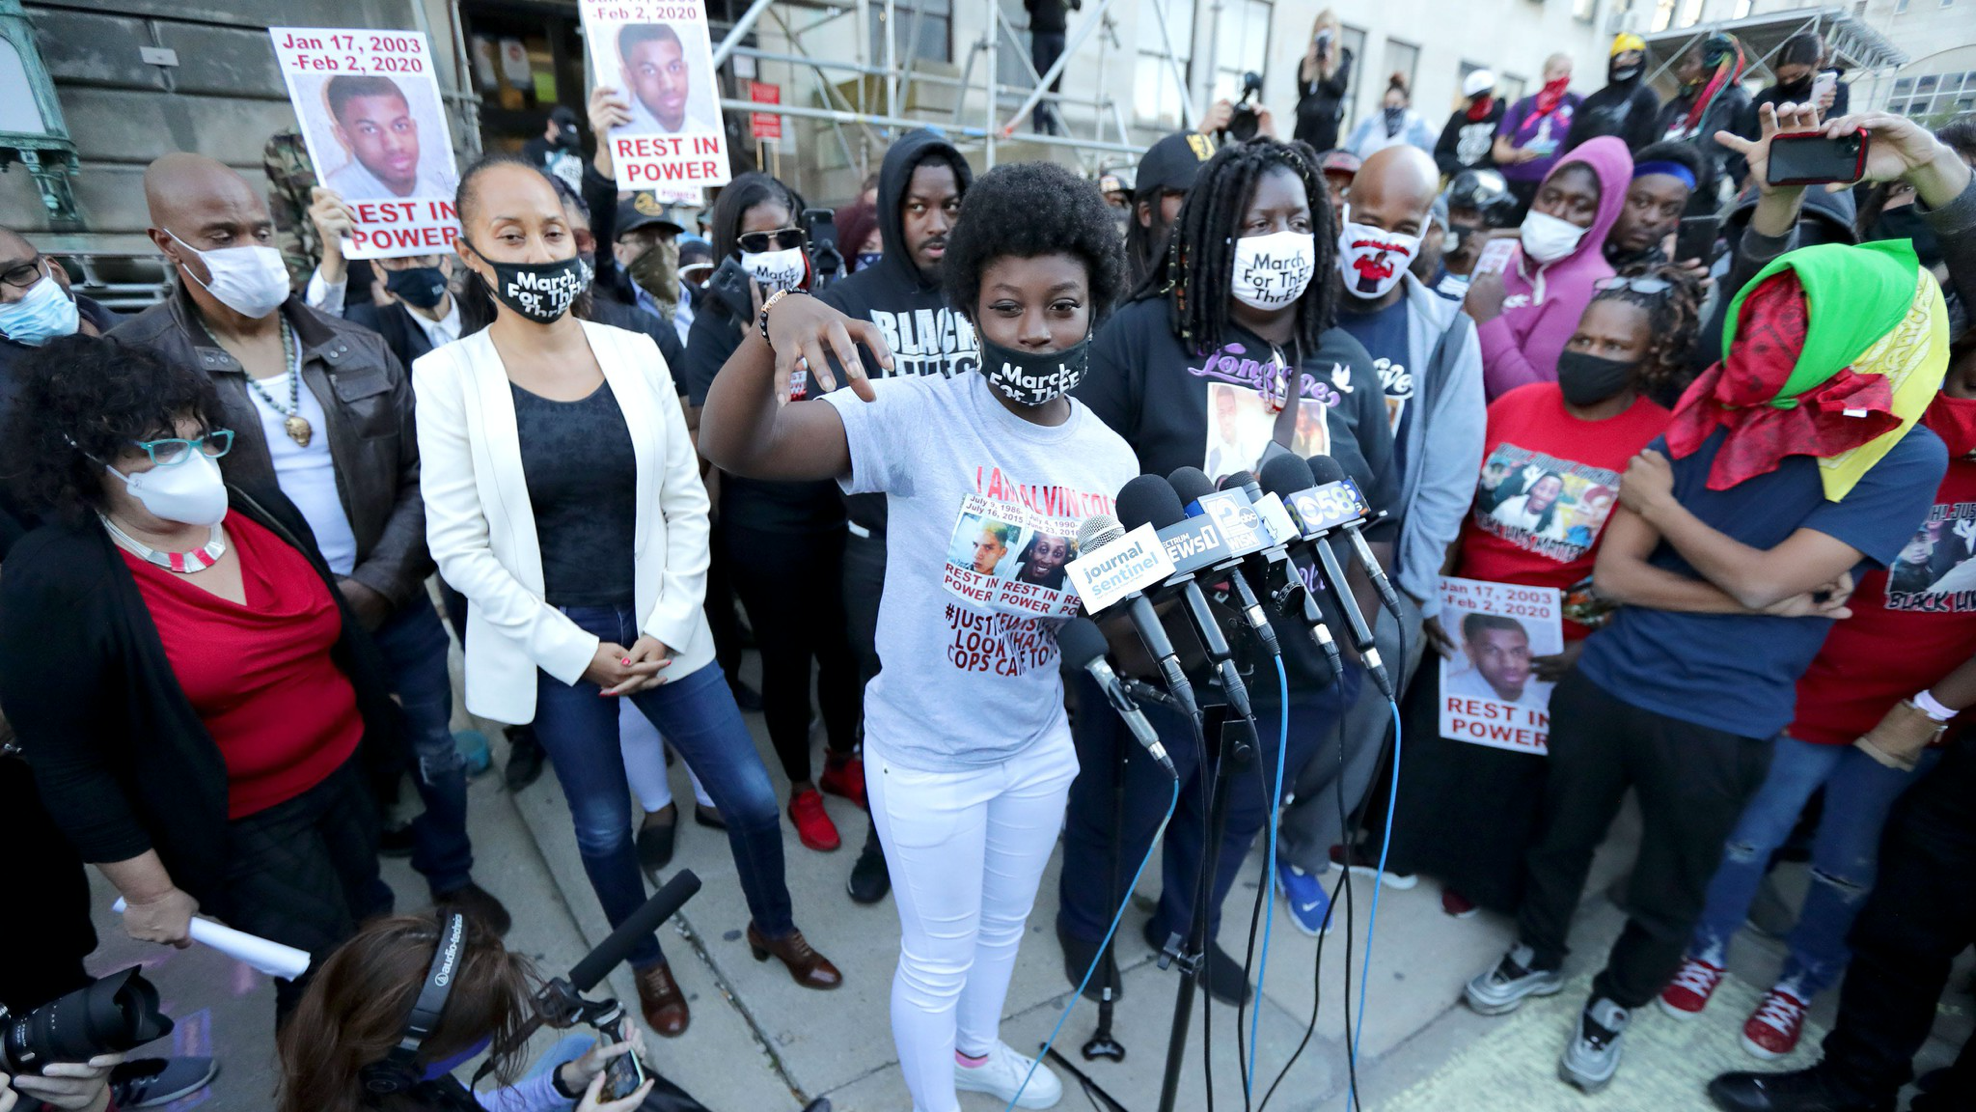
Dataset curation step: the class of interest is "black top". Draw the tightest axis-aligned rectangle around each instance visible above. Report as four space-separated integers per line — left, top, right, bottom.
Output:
683 308 846 533
1433 100 1507 178
0 485 397 911
512 381 638 607
1293 48 1354 153
1024 0 1074 33
1561 81 1662 155
1076 296 1400 699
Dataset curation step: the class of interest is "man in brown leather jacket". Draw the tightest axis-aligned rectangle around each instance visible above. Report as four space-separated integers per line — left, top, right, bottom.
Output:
111 152 510 934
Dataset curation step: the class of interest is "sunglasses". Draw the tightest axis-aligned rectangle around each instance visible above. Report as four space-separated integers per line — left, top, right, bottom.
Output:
1593 275 1673 295
131 429 234 467
737 228 806 254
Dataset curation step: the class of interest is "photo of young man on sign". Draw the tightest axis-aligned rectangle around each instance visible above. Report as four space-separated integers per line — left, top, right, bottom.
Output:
579 0 732 190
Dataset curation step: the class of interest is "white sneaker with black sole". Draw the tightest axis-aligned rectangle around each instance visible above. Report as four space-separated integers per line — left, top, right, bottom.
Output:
1464 943 1565 1015
1559 997 1630 1093
953 1040 1063 1108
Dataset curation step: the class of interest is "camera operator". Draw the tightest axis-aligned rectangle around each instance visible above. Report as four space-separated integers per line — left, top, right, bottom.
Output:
3 1056 119 1112
1198 75 1278 147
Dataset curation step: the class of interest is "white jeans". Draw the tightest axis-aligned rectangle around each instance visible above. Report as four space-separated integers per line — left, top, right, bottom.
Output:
867 735 1079 1112
619 699 714 812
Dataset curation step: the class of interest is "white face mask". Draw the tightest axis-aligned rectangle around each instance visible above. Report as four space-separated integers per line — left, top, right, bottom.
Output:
1519 210 1587 265
739 247 806 295
167 231 291 319
107 450 229 527
1336 218 1421 300
1229 231 1317 311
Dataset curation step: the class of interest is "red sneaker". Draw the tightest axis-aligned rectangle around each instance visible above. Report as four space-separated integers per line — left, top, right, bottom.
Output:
788 789 841 852
1658 956 1725 1021
1740 986 1809 1060
1440 887 1479 919
818 753 867 810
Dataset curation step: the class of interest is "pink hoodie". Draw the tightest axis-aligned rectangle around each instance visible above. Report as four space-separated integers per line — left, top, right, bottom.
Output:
1477 136 1633 400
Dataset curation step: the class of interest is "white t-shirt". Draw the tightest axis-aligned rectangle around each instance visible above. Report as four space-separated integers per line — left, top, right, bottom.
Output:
823 373 1138 772
245 370 360 575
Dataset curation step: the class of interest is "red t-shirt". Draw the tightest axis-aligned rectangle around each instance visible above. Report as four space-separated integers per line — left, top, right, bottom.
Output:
123 514 362 818
1790 450 1976 746
1457 383 1670 638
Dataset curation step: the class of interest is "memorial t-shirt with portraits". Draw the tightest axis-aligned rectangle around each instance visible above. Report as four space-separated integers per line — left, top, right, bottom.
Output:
824 371 1138 772
1458 381 1668 637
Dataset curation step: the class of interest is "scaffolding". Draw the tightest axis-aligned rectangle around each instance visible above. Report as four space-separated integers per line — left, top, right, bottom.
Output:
1641 4 1908 103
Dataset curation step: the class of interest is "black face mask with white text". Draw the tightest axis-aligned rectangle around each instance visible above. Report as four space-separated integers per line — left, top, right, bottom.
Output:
979 334 1090 406
464 239 592 324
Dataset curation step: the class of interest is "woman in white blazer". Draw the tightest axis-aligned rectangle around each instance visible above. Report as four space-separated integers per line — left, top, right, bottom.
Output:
413 158 841 1040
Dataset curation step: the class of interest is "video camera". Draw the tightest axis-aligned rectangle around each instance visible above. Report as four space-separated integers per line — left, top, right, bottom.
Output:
1223 72 1267 143
2 969 173 1076
802 208 844 292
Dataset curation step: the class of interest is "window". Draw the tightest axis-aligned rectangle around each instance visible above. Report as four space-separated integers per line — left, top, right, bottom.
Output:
1134 0 1195 126
1897 70 1975 119
1575 0 1599 21
1210 0 1273 102
1497 73 1527 107
1383 38 1420 100
869 0 951 67
1895 0 1910 11
1335 23 1368 130
1733 0 1752 15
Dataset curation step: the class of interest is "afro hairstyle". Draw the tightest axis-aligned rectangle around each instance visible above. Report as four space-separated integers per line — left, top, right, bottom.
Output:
942 160 1125 327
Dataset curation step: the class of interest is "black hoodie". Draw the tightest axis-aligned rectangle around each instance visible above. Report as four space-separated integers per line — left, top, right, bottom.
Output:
817 128 981 535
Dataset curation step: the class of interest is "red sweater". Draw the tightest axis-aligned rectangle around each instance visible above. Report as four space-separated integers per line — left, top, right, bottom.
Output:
122 515 361 817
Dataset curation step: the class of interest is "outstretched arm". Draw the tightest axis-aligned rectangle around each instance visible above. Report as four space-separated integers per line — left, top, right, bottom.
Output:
698 293 892 481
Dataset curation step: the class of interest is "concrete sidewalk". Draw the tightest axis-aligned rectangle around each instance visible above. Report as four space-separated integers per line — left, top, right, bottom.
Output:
78 652 1973 1112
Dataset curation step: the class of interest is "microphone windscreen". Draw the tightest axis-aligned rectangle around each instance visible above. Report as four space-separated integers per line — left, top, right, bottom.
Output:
1056 616 1109 670
1305 454 1348 485
1218 470 1257 494
1167 466 1217 505
1116 474 1187 530
1257 453 1314 499
1077 512 1125 554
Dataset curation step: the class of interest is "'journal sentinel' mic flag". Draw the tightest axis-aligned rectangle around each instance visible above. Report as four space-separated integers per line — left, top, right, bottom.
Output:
1064 521 1175 613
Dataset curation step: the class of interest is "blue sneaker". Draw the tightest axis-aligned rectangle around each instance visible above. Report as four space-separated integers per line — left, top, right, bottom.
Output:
1275 859 1336 936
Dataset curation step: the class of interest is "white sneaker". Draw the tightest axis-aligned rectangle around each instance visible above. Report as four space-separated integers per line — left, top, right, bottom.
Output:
953 1041 1063 1109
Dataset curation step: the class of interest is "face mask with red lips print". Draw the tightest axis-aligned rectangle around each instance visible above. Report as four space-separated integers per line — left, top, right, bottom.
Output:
1336 219 1421 300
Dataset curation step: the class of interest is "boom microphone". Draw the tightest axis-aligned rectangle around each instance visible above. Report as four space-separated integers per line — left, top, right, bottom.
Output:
1306 454 1403 620
1060 617 1178 779
569 871 703 993
1169 466 1281 658
1075 513 1201 723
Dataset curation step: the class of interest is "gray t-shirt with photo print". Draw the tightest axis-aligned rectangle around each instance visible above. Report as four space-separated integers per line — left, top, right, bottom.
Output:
823 371 1139 772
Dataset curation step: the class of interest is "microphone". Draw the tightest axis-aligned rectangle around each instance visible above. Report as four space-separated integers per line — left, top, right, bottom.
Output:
1059 617 1178 779
569 871 703 992
1217 467 1344 678
1305 454 1403 620
1115 474 1256 724
1074 513 1200 723
1257 455 1393 700
1169 466 1281 658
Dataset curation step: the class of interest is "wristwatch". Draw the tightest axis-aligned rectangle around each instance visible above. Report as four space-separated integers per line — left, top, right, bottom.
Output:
758 288 808 350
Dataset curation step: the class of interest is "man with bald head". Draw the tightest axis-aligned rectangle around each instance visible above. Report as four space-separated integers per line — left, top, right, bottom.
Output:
111 153 510 934
1269 143 1488 930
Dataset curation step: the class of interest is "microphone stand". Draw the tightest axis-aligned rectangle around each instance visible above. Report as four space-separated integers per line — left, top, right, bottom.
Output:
1044 736 1131 1112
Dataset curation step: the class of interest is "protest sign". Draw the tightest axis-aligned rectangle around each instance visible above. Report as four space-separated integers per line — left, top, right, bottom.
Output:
1438 575 1563 755
579 0 733 190
269 27 461 259
749 81 782 141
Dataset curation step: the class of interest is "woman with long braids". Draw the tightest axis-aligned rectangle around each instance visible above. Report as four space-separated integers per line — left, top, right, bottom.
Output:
414 156 840 1042
678 169 865 855
1057 137 1400 999
1381 264 1701 919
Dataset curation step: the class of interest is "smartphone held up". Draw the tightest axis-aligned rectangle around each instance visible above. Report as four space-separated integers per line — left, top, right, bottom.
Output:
1768 127 1870 188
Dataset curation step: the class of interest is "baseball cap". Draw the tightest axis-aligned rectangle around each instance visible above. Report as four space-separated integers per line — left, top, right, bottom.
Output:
1462 69 1496 98
550 105 580 130
616 192 685 239
1319 149 1362 178
1135 132 1218 197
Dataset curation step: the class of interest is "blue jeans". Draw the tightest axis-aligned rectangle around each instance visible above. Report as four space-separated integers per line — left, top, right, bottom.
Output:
534 605 793 969
372 598 474 896
1058 671 1354 944
1690 735 1942 997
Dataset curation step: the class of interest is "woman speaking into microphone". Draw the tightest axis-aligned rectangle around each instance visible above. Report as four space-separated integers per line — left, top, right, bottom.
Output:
700 160 1136 1112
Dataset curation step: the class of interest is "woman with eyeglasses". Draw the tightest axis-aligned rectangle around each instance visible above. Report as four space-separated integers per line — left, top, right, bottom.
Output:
678 171 865 856
414 156 840 1042
0 335 398 1021
1383 264 1701 921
